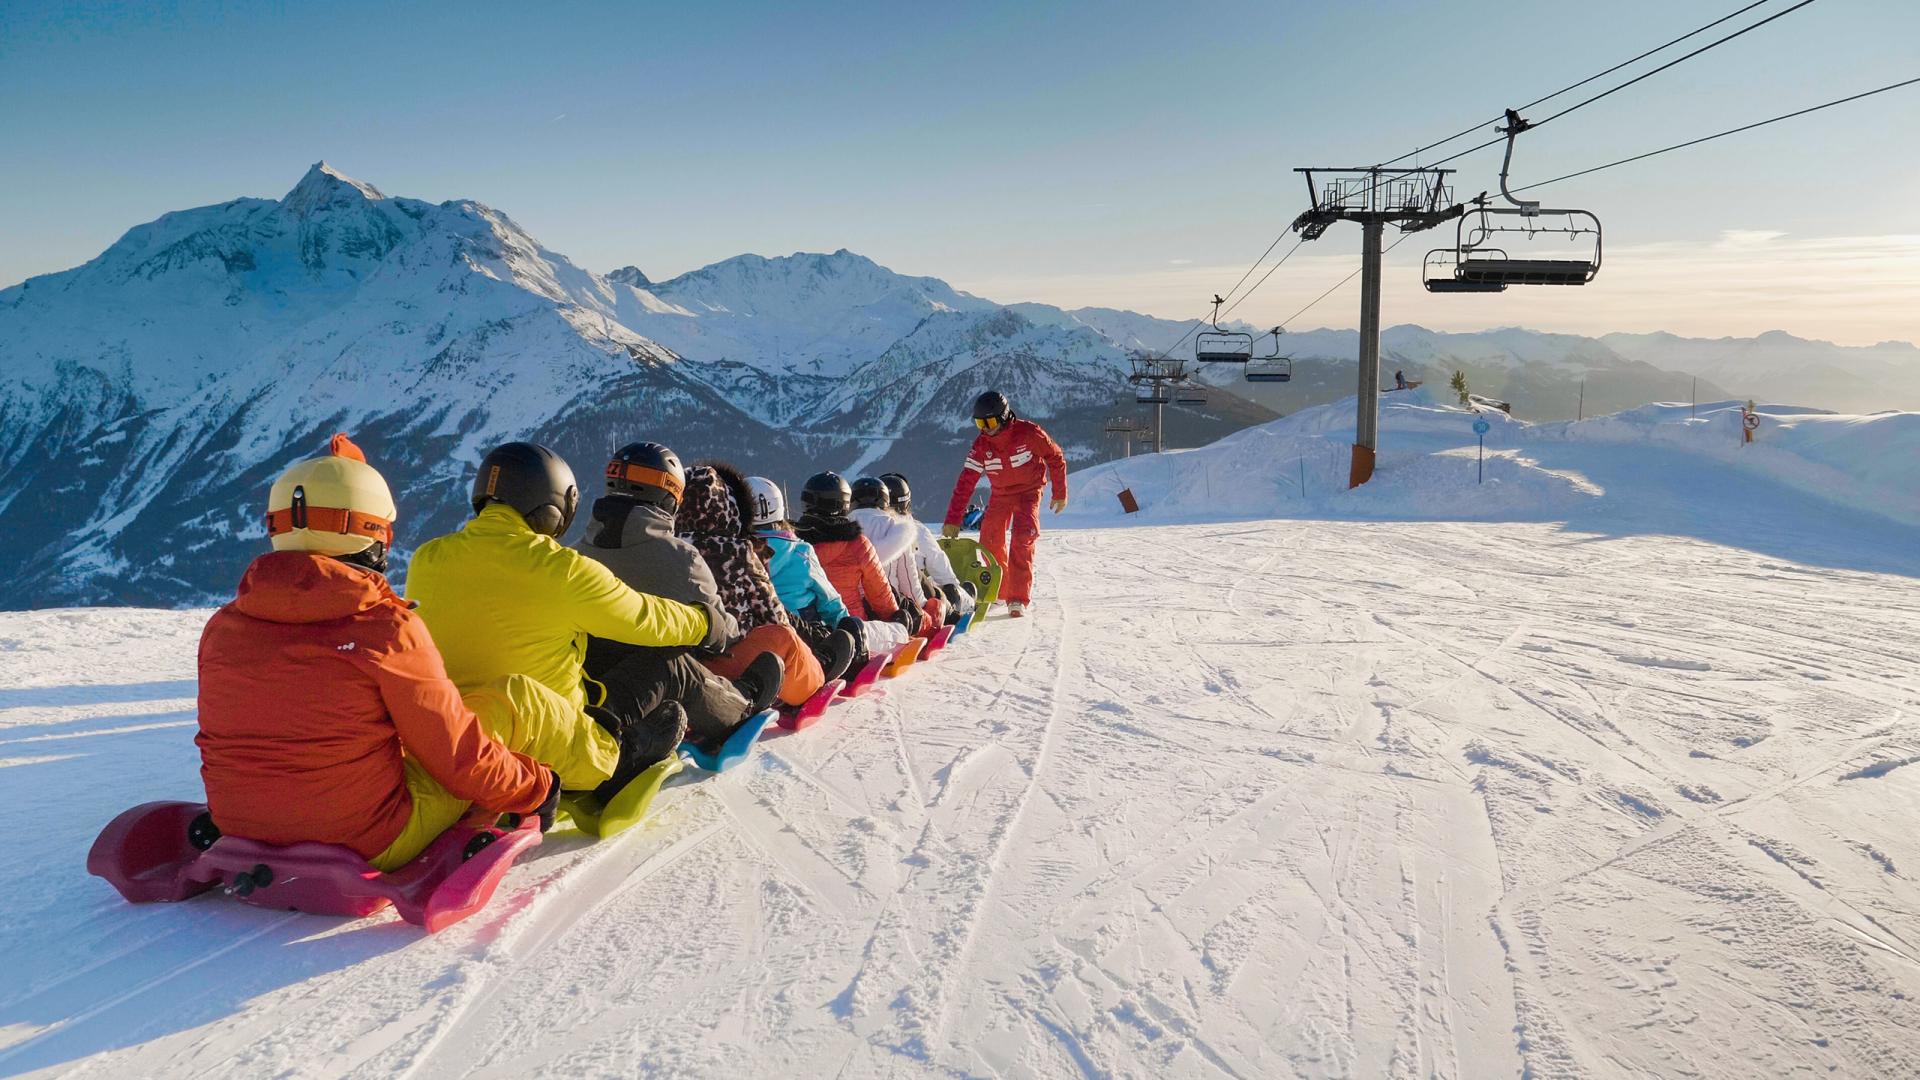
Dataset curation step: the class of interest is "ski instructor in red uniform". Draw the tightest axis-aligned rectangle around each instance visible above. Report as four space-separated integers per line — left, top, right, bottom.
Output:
941 390 1068 617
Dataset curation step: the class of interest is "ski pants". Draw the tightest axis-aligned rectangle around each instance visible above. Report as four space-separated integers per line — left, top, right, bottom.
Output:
979 490 1043 605
703 622 825 708
371 673 612 871
584 639 754 749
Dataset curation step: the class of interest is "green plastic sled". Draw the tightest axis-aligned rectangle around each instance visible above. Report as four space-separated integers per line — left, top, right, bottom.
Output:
938 536 1002 609
557 754 685 838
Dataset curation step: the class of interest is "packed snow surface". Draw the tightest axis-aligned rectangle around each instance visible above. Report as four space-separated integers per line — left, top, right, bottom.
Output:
3 415 1919 1077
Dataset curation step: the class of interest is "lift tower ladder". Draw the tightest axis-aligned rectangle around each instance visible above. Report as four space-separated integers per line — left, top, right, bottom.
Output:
1292 166 1462 487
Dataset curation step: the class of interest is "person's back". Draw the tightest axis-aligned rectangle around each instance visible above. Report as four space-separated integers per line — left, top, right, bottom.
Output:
578 496 735 631
409 503 681 711
759 527 851 625
407 441 711 717
201 553 537 857
799 516 895 619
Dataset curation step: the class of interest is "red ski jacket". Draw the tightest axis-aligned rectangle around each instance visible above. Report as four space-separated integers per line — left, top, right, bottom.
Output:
944 417 1067 526
197 552 549 859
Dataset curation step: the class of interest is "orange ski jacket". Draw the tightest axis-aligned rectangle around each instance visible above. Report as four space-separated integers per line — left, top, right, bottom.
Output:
794 516 901 621
196 552 549 859
943 417 1067 526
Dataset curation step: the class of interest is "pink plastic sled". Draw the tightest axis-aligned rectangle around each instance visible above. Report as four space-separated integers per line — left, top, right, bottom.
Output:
777 679 846 732
839 643 905 699
87 800 541 933
919 624 956 658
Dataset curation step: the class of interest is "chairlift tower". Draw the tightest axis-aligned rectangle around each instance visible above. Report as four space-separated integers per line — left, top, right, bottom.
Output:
1126 353 1189 453
1292 167 1462 487
1103 414 1141 459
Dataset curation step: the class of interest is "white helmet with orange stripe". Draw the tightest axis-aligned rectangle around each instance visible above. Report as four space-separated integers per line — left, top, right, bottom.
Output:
265 433 396 564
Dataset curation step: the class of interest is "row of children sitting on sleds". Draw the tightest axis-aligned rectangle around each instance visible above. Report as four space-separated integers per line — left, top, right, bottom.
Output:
191 435 978 876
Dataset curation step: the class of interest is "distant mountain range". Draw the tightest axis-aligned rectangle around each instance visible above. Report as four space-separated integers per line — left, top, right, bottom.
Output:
0 162 1905 608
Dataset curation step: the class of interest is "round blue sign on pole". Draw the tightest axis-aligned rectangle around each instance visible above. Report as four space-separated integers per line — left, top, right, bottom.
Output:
1472 418 1491 435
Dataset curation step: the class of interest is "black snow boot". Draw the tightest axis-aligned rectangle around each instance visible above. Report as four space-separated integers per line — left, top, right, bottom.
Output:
838 615 870 669
817 629 856 683
732 651 785 716
593 701 688 803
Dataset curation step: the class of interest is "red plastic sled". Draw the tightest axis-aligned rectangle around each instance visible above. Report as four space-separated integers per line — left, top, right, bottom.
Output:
778 679 845 731
87 800 541 933
840 643 905 699
920 624 956 658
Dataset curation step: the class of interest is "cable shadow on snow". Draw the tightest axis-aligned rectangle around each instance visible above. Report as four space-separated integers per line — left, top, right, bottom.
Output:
0 679 196 711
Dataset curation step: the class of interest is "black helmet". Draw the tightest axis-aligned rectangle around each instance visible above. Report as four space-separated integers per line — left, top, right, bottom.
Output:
800 471 852 518
880 472 912 514
472 441 579 537
605 441 685 514
972 390 1011 424
850 476 890 510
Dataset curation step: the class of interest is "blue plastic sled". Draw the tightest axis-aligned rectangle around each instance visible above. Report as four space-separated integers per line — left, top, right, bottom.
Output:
963 505 985 529
952 610 976 636
679 709 777 772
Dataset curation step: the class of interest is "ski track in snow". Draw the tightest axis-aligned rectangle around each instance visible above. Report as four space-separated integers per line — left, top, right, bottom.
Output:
3 515 1920 1078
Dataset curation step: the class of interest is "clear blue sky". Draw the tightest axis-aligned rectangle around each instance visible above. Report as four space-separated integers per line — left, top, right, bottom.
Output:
4 0 1916 342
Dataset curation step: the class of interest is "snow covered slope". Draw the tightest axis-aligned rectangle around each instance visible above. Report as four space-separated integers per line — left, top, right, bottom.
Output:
5 440 1919 1075
1069 390 1920 531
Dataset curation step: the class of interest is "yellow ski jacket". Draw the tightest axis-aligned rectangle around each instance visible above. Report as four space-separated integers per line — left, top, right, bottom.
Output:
406 503 710 713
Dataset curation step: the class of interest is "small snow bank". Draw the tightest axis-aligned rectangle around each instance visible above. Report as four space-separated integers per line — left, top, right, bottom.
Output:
1532 402 1920 527
1065 390 1598 524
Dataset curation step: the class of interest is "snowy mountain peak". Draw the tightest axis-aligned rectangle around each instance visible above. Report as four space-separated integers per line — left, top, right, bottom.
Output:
281 161 386 217
607 265 652 288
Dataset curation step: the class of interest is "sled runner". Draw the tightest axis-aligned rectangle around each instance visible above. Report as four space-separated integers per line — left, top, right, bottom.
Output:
938 537 1003 610
679 708 778 772
840 642 906 698
87 800 541 933
558 754 685 837
886 636 927 676
778 679 846 731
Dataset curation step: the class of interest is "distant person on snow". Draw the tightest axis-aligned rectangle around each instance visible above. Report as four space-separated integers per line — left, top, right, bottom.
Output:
881 472 974 622
793 471 913 657
196 434 568 871
1395 370 1409 390
575 442 799 752
406 442 721 805
850 476 942 634
941 391 1067 618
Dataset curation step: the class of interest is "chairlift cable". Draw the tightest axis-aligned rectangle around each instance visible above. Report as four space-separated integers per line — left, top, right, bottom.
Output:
1366 0 1819 196
1510 74 1920 196
1373 0 1776 169
1278 233 1417 332
1219 238 1309 319
1527 0 1819 130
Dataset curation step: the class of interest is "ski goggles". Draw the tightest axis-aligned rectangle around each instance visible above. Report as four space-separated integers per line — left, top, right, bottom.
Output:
974 416 1003 433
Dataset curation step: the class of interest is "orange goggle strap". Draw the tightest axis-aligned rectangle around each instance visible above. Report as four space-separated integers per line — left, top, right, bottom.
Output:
265 486 393 546
605 460 685 500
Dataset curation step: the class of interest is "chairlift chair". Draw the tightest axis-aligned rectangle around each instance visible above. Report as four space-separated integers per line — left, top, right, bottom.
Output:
1427 111 1602 291
1245 327 1293 383
1194 295 1254 364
